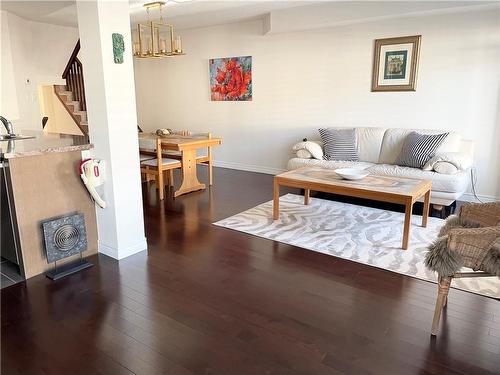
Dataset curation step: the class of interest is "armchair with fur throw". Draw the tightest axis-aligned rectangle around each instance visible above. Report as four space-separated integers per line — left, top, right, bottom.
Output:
425 202 500 335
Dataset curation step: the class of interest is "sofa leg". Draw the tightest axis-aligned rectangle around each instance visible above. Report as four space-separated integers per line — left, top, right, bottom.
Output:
431 276 452 336
442 203 456 219
433 204 443 210
432 204 445 219
431 204 456 219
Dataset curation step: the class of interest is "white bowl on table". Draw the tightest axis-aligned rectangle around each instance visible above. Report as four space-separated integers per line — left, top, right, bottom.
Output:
334 168 370 180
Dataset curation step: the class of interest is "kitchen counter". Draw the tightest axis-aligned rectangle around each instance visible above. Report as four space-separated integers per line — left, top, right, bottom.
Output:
0 130 91 159
1 130 97 279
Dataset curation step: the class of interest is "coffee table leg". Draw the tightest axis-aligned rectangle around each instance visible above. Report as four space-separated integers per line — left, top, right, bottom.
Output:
304 189 310 205
273 180 280 220
402 200 413 250
422 190 431 227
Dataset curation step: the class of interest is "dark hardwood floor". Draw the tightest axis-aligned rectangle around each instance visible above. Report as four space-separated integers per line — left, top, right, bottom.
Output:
2 167 499 374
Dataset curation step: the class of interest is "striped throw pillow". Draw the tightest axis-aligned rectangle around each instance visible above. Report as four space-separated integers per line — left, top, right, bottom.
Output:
318 128 359 161
396 131 449 169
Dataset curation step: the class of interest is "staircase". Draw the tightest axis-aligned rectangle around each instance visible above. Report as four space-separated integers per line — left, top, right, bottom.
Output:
54 85 88 134
54 40 88 135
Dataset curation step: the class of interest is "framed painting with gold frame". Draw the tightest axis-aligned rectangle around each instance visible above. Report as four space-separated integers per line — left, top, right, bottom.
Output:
372 35 421 92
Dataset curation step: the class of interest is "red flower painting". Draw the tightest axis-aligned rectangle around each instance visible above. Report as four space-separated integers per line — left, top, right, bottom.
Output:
210 56 252 101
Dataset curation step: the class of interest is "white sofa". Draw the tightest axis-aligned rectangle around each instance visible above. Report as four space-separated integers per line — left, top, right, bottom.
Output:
287 127 474 206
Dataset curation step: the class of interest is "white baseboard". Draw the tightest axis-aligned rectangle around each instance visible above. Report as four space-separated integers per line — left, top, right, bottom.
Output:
213 160 285 175
213 160 499 203
459 193 499 203
98 237 148 260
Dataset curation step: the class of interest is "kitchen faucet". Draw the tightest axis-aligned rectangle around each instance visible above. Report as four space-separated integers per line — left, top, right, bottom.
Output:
0 116 14 136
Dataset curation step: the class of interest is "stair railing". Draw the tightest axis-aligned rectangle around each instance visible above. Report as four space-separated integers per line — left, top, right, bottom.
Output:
62 40 86 111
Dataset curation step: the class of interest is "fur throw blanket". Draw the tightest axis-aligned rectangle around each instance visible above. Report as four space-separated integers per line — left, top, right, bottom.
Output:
425 215 500 277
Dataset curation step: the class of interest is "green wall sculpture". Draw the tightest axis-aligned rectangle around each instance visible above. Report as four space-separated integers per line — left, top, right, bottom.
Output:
112 33 125 64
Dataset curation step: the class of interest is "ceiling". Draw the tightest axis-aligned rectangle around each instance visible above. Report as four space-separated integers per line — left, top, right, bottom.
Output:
0 1 496 30
0 0 314 28
128 1 315 29
0 1 77 27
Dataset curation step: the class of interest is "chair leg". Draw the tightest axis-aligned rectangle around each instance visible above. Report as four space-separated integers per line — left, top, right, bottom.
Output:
157 170 164 200
145 170 154 182
208 162 213 186
431 276 452 336
162 171 169 188
168 169 174 187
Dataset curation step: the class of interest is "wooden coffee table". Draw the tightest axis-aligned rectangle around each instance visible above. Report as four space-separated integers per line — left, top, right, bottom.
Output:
273 166 432 250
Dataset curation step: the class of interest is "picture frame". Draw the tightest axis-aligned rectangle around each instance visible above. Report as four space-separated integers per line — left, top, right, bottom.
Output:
209 56 252 101
371 35 421 92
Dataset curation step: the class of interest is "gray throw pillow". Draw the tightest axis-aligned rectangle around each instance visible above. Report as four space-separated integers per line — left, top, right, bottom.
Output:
396 131 449 169
318 128 358 161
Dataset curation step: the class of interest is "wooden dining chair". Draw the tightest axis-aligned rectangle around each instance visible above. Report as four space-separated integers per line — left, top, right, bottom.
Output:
139 153 155 182
138 137 157 183
140 138 182 200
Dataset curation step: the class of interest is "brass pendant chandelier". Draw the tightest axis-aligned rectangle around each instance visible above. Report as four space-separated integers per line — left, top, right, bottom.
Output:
133 1 184 58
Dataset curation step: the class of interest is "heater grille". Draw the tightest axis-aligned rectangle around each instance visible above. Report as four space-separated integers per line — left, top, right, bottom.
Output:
42 213 87 263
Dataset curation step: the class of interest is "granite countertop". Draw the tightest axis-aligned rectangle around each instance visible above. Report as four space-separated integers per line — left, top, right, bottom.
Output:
0 130 92 159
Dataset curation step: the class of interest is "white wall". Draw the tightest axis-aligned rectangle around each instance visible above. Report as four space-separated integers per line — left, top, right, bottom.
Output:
134 8 500 200
1 11 19 121
0 10 79 132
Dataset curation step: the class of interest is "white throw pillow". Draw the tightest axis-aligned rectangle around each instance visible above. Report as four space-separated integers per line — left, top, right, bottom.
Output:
292 141 324 160
433 161 459 175
296 149 313 159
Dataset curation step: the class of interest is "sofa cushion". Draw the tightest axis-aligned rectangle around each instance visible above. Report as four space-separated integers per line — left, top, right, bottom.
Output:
287 158 374 171
379 128 462 164
395 131 449 168
356 127 386 163
319 128 358 161
367 164 469 194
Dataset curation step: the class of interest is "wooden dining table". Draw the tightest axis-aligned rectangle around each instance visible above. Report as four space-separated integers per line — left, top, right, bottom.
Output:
138 133 222 197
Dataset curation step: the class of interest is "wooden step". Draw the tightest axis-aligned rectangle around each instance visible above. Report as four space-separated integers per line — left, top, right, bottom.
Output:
74 111 87 123
54 84 67 93
65 101 81 112
58 91 74 101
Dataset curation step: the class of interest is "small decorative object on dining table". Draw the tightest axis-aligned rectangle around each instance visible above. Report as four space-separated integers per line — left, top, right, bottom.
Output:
209 56 252 101
372 35 421 92
112 33 125 64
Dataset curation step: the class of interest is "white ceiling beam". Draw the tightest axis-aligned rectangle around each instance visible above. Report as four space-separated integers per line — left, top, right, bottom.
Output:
265 1 499 35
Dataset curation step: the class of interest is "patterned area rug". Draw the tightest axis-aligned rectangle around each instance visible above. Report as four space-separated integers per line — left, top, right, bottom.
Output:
214 194 500 299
